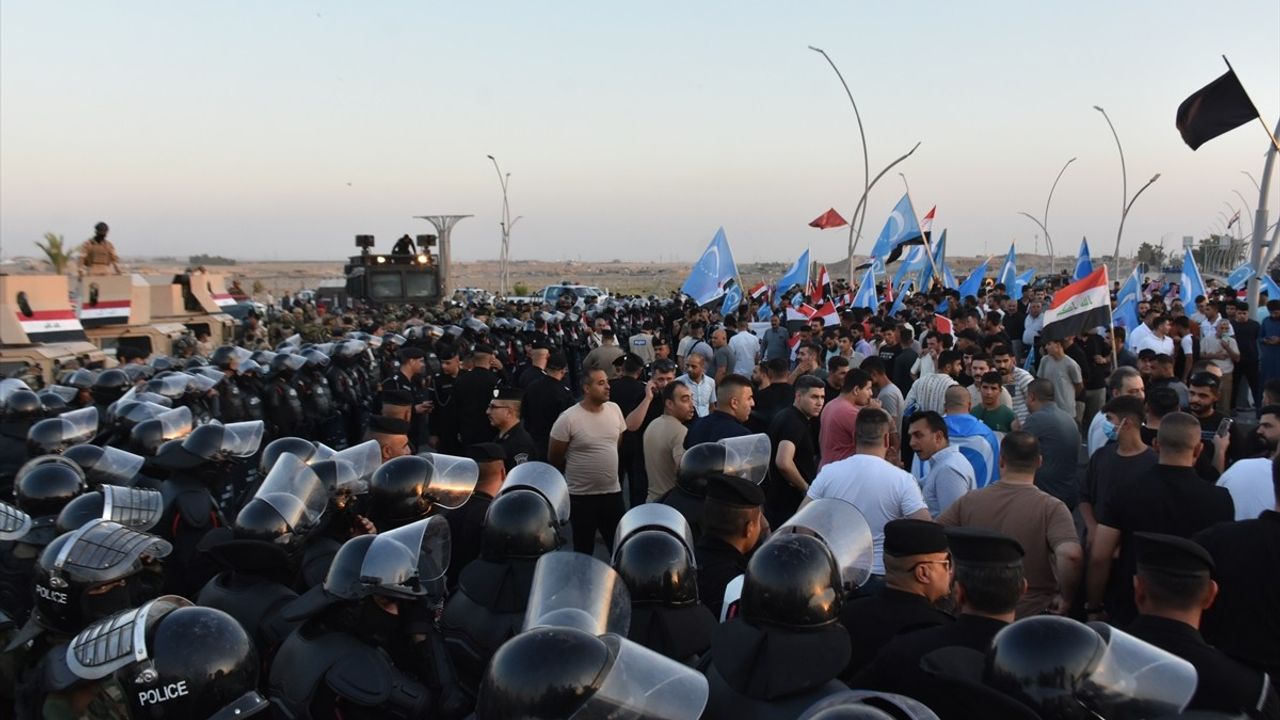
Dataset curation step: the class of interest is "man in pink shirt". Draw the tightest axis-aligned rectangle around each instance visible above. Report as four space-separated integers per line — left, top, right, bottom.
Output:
819 368 878 468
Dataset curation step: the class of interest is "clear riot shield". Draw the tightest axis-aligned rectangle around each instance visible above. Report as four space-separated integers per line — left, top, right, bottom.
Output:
776 497 875 592
524 552 631 636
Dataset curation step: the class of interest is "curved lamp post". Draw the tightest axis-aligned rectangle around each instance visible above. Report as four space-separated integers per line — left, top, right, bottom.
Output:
1094 106 1159 278
486 155 515 295
1016 157 1076 276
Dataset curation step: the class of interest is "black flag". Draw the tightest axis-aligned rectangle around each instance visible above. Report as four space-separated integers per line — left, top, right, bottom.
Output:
1176 67 1259 150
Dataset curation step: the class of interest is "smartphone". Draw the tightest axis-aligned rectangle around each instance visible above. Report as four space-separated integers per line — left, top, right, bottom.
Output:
1216 417 1234 438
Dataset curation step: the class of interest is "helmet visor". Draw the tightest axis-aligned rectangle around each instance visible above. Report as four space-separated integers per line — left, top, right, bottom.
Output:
43 385 81 404
1081 623 1196 717
500 462 570 525
415 452 478 510
0 500 33 541
524 552 631 636
66 595 190 680
329 440 381 494
204 420 265 458
777 498 875 591
100 485 164 531
35 407 99 446
253 453 328 532
145 375 190 399
611 503 695 566
719 433 770 485
570 634 709 720
0 378 33 407
358 515 451 598
88 447 146 485
51 518 173 584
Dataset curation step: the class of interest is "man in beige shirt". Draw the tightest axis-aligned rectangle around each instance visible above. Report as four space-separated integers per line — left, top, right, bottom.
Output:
78 221 122 276
937 430 1082 618
549 368 627 554
643 381 695 501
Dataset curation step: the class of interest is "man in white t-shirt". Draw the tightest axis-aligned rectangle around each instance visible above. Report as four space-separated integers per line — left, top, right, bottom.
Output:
803 407 930 582
677 354 716 418
1131 314 1175 356
548 368 628 554
1216 406 1280 520
728 315 760 376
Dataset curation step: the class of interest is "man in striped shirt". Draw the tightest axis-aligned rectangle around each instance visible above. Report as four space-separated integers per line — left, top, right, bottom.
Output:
993 344 1034 425
904 350 963 416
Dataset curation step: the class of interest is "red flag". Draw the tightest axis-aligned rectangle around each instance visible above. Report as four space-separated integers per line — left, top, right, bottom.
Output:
749 281 770 301
920 206 936 233
809 208 848 229
884 281 895 305
933 313 954 337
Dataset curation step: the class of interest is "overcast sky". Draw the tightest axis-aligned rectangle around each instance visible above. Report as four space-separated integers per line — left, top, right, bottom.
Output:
2 1 1277 270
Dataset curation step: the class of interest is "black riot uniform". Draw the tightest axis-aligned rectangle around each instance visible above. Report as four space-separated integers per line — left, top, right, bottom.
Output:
0 387 44 492
196 451 331 668
237 360 267 423
1196 509 1280 680
382 347 431 450
0 459 88 629
429 345 463 454
148 421 264 597
1123 532 1280 718
441 461 570 700
269 516 462 720
265 354 306 440
838 519 954 680
612 504 718 664
701 532 853 719
661 436 769 542
442 444 508 588
62 597 270 719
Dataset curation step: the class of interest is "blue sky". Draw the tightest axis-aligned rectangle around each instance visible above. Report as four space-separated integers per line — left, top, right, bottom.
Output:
2 1 1277 270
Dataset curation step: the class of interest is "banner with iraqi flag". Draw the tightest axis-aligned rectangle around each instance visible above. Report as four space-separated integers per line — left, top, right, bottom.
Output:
1041 266 1110 342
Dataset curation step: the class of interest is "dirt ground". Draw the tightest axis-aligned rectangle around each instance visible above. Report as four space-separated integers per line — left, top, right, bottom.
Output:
4 254 1061 298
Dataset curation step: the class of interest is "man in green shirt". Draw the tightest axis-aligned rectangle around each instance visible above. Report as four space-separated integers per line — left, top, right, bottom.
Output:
972 371 1016 435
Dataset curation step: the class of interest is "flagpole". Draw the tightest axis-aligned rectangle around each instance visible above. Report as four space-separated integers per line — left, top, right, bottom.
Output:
905 190 945 292
1222 57 1280 152
1245 115 1280 311
845 143 922 280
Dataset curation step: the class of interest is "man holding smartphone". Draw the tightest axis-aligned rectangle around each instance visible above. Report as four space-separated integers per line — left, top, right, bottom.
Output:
1187 371 1242 477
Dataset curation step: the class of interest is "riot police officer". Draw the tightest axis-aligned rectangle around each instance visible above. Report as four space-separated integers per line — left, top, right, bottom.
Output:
26 407 99 458
63 596 270 718
611 503 717 664
440 460 570 699
148 421 264 596
429 344 463 454
196 451 329 666
1 384 44 491
701 499 874 719
659 434 769 540
366 452 478 531
5 519 171 718
382 346 432 451
61 444 145 489
270 516 458 719
298 347 342 447
474 551 709 720
266 353 306 439
54 483 163 535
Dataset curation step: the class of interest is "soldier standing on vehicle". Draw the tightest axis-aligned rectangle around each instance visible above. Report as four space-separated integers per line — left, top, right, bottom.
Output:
77 221 121 276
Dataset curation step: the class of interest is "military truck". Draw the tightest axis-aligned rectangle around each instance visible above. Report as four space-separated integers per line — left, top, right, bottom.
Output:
73 271 235 359
343 234 443 307
1 274 108 386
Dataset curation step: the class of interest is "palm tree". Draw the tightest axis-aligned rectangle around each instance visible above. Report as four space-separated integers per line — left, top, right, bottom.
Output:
35 232 74 274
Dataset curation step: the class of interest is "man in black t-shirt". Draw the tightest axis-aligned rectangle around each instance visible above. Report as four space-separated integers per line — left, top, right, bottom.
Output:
1229 300 1262 410
610 353 650 508
748 358 793 434
522 350 576 460
765 375 824 526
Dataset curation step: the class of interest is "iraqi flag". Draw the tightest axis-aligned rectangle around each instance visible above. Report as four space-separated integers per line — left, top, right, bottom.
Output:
920 206 936 243
812 264 832 304
749 281 770 303
812 301 839 327
1041 266 1110 342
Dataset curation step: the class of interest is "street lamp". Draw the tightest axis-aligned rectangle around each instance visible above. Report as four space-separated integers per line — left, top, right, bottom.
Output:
1095 106 1160 279
486 155 516 296
1232 190 1253 235
809 46 871 282
1242 170 1261 193
1016 156 1076 276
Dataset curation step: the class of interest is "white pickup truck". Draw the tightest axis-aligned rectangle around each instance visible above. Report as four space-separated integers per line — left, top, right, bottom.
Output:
505 283 609 306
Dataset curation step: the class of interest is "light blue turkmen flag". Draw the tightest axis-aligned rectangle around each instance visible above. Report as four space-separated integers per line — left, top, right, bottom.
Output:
998 244 1018 293
889 278 911 316
776 248 810 299
1227 262 1256 290
1074 237 1093 282
756 304 773 321
852 265 879 311
720 281 743 316
958 258 990 300
869 193 924 273
932 230 958 290
1015 268 1037 300
1180 248 1206 306
680 227 739 305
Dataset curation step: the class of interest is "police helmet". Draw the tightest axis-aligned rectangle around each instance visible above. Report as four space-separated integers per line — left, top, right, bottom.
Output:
89 369 130 406
61 445 145 488
259 436 318 475
209 345 240 371
56 485 164 535
65 598 268 720
676 442 727 496
480 489 560 560
475 626 610 720
368 453 477 526
741 533 842 628
65 368 97 390
613 529 698 607
15 457 88 519
2 389 43 422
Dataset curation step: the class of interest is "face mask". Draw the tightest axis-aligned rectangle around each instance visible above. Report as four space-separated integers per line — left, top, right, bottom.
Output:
1102 418 1120 442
